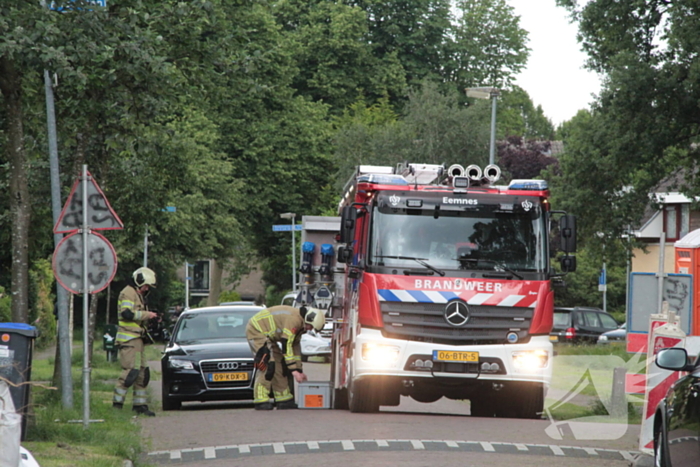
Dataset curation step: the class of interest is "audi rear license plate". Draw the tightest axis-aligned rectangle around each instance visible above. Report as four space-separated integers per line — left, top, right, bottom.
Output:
207 372 249 382
432 350 479 363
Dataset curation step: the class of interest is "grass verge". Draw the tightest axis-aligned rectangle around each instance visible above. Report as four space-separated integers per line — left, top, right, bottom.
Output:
22 342 164 467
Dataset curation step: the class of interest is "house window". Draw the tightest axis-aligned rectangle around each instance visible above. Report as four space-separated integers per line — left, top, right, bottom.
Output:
192 260 210 292
663 204 690 241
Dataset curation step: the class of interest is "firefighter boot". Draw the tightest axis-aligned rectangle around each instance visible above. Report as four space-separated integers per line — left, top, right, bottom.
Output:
254 402 273 411
132 405 156 417
276 400 298 410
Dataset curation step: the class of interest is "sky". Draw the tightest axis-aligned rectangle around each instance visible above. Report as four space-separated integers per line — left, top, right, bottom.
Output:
508 0 602 126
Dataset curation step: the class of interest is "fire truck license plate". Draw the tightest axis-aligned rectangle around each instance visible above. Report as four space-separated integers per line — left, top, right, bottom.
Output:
432 351 479 362
208 372 248 382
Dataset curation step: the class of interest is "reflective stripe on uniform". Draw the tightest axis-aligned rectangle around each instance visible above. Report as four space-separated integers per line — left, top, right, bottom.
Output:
250 310 276 336
116 321 142 343
113 387 127 403
254 384 269 404
133 389 147 405
273 388 293 402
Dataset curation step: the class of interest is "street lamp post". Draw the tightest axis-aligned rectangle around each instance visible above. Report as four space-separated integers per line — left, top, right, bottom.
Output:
280 212 297 292
465 87 500 166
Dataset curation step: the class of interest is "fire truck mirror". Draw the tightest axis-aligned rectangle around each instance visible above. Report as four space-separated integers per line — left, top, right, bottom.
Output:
337 246 354 264
339 206 357 244
559 255 577 273
559 214 577 253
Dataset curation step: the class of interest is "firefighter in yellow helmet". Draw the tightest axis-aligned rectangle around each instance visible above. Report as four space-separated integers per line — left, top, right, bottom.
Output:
246 305 325 410
112 267 158 416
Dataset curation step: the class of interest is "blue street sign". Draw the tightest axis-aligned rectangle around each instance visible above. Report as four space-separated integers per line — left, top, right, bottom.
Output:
273 224 302 232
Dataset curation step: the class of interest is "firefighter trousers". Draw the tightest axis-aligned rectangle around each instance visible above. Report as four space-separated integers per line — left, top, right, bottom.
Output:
247 334 294 405
113 337 149 407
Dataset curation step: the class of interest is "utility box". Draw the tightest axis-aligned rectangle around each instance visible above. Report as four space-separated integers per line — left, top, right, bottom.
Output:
297 381 331 409
103 324 118 362
0 323 39 441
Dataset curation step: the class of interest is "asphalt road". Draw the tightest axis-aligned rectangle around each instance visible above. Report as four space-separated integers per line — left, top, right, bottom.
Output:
140 360 642 466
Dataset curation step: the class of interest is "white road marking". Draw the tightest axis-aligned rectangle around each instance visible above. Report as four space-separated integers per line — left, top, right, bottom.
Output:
515 444 528 451
583 447 598 455
480 441 495 452
550 445 565 456
445 441 459 448
238 445 250 454
341 440 355 451
273 443 285 454
376 440 389 447
411 440 425 450
307 441 319 450
169 450 181 460
204 447 215 459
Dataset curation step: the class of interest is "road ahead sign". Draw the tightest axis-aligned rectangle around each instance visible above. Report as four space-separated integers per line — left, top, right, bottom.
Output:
54 172 123 233
272 224 302 232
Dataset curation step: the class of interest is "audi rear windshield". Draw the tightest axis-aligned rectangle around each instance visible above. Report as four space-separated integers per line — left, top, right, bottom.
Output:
175 311 255 341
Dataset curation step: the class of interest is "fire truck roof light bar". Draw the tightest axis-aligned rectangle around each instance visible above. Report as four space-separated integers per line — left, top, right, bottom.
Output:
508 179 548 191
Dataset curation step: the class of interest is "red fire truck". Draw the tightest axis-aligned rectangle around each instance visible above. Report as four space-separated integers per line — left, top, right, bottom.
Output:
330 162 576 417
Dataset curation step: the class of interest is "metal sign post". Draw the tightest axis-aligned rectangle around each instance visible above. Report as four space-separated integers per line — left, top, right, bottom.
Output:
52 166 122 429
81 165 90 430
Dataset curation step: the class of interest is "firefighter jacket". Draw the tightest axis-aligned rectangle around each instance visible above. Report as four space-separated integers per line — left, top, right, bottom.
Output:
247 305 304 372
116 285 149 344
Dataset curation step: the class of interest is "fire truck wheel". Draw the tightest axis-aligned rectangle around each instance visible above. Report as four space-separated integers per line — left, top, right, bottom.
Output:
348 377 379 413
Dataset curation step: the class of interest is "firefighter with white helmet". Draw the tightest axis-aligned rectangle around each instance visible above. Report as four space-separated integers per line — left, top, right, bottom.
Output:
245 305 325 410
112 267 159 416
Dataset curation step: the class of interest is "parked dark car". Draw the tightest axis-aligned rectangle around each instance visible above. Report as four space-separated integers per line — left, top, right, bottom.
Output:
597 322 627 344
550 307 620 343
161 305 263 410
653 347 700 467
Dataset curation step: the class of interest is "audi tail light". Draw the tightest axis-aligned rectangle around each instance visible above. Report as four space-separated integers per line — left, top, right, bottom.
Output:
565 327 576 339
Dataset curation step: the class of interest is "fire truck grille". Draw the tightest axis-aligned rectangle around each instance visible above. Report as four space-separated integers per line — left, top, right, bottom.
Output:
380 302 533 345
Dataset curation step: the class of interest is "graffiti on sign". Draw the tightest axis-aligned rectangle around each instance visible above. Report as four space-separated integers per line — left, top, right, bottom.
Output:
54 172 124 233
52 231 118 294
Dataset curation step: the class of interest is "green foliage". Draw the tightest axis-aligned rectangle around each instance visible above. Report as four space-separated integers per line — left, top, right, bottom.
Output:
333 81 492 192
499 86 555 139
552 0 700 245
553 246 628 315
28 259 57 350
448 0 530 89
218 290 241 304
0 285 11 322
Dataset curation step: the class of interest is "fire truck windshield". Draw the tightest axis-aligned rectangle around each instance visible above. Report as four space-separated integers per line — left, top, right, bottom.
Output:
368 201 547 273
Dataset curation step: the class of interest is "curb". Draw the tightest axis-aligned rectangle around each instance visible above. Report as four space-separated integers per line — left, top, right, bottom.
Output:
628 452 653 467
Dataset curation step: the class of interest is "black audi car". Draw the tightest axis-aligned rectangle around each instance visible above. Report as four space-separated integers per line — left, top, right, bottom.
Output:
161 305 263 410
653 347 700 467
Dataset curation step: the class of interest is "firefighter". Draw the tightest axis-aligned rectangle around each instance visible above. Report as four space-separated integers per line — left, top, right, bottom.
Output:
246 305 325 410
112 267 159 416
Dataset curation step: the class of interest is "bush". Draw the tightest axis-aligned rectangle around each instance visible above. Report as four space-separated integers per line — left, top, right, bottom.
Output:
218 290 241 303
0 285 11 322
29 259 57 350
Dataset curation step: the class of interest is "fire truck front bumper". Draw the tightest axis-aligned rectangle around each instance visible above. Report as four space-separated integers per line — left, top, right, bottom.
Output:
353 329 553 384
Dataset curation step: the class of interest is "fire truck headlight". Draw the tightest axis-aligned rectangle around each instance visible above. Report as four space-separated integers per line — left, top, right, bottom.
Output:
511 350 549 372
361 343 400 366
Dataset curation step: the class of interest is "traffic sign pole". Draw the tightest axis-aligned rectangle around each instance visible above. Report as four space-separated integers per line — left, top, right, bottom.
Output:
81 165 91 430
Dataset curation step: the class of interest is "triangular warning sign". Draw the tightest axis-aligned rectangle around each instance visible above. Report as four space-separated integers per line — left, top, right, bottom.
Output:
53 171 124 233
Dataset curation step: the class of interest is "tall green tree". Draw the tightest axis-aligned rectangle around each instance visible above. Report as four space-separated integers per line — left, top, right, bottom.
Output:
553 0 700 241
273 0 406 112
446 0 530 90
